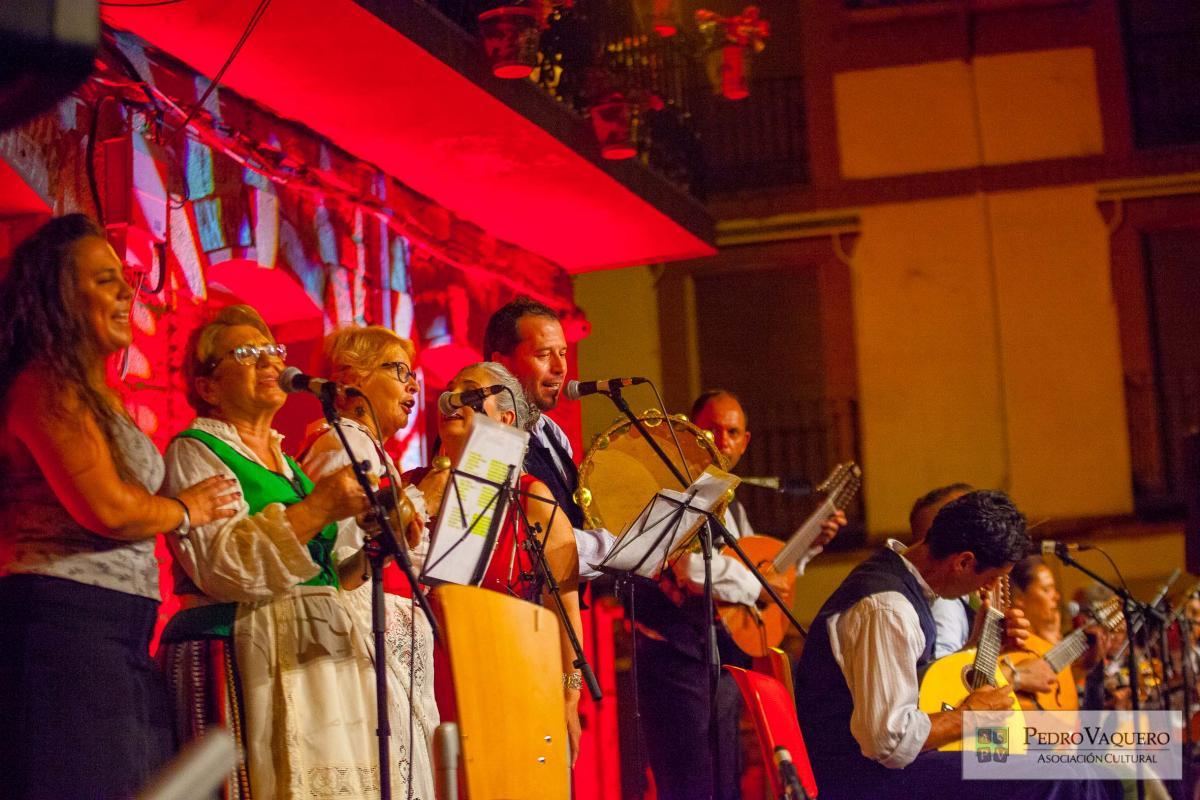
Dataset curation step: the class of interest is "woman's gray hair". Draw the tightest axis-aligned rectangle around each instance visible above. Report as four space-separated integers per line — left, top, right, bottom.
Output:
458 361 538 431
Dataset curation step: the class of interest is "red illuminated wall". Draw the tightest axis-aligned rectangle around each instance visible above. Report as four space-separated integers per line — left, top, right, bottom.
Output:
0 28 628 798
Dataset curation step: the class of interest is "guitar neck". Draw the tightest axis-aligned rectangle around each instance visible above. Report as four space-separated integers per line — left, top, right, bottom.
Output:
1043 628 1089 674
972 607 1005 689
772 497 835 571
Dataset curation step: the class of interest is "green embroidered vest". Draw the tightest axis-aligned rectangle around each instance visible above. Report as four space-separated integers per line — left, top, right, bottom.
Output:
160 428 338 642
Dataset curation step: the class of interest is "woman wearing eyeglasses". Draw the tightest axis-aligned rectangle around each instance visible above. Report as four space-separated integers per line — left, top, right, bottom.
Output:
408 361 584 765
298 325 437 799
0 215 240 799
159 304 375 800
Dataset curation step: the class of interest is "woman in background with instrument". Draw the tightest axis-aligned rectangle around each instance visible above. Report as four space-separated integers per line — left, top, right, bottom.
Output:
1009 557 1125 712
1011 556 1063 643
408 361 583 764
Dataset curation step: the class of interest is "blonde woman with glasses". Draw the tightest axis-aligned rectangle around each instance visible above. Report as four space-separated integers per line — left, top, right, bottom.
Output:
299 325 437 800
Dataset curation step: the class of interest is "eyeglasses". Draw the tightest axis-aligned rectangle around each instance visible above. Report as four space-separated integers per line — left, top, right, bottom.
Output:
212 343 288 368
380 361 415 384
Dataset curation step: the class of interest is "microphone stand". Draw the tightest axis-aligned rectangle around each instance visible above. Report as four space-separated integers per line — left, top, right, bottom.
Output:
505 474 603 702
599 384 808 798
1168 603 1196 797
318 383 442 800
1054 548 1168 800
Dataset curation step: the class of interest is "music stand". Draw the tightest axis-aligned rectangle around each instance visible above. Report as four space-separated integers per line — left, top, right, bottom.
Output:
422 415 527 587
596 470 734 581
596 470 737 796
421 415 602 701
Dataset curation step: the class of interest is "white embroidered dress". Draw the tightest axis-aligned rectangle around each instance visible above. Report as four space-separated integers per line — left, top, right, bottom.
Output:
163 417 381 800
300 417 438 800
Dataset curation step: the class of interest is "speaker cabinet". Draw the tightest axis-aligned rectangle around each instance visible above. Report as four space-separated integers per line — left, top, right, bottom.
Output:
0 0 98 131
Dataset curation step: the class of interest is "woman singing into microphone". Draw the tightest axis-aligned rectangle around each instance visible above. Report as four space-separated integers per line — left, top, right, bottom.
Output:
299 325 437 799
409 361 584 764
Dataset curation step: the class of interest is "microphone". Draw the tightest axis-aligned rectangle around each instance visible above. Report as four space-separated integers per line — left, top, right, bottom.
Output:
278 367 362 398
433 722 460 800
774 746 810 800
564 376 648 400
1040 540 1093 558
437 385 506 416
1149 567 1182 610
740 476 813 497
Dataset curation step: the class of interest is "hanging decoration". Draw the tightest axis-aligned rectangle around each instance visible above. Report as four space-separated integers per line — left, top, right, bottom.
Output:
477 0 549 79
696 5 769 100
633 0 682 38
583 63 664 160
589 97 637 159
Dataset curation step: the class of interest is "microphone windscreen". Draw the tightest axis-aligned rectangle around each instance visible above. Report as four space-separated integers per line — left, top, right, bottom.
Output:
437 391 458 417
278 366 303 393
564 380 583 402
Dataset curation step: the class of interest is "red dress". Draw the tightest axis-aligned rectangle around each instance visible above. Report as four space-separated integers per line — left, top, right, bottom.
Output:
402 468 544 601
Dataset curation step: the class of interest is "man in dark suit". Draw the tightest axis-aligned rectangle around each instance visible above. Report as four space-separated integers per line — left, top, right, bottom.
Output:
483 297 615 577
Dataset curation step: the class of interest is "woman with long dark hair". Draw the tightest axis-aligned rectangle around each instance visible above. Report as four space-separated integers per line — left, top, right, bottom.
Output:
0 214 239 799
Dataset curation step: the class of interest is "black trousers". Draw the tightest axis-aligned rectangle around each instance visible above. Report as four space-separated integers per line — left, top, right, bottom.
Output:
635 632 743 800
0 574 174 800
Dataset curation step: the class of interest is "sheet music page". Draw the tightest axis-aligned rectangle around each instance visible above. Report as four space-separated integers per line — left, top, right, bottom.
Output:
595 466 739 579
421 415 529 585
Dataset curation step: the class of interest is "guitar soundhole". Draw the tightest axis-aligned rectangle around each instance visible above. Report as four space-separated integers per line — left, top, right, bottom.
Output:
963 666 977 689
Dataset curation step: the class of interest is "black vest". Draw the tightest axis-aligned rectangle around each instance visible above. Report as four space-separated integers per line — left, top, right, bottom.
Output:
523 429 585 530
793 548 938 797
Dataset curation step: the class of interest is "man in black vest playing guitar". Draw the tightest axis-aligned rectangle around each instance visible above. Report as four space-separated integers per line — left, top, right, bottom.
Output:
794 490 1115 800
910 483 1057 692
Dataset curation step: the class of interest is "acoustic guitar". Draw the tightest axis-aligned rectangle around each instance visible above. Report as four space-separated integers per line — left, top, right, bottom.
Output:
1010 596 1124 711
717 462 861 658
917 576 1025 751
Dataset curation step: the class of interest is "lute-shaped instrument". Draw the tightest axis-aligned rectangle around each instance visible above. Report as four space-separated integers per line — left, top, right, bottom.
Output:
1009 595 1124 711
918 576 1025 751
717 462 861 657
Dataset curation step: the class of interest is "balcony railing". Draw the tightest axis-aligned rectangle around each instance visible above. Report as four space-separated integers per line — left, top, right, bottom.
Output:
423 0 809 195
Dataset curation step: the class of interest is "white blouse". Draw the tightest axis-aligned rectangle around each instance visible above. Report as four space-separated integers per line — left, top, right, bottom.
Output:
162 417 328 603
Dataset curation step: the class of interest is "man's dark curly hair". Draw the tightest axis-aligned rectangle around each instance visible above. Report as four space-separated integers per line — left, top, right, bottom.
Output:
925 489 1030 571
483 296 559 359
